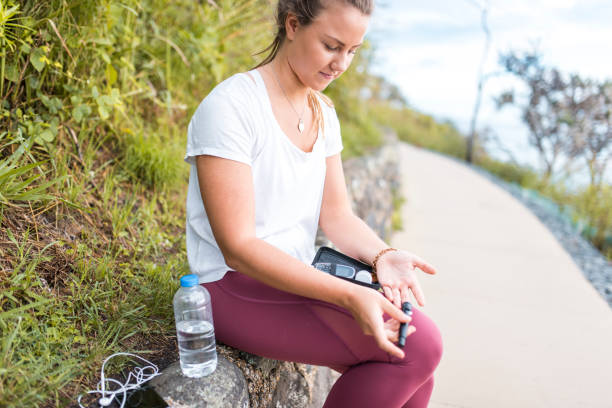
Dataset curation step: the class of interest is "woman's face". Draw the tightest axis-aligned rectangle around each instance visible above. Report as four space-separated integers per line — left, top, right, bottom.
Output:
285 1 370 91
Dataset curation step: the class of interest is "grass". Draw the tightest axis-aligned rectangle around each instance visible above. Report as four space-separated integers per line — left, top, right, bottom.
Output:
0 131 58 205
370 103 468 161
0 171 188 406
0 1 275 405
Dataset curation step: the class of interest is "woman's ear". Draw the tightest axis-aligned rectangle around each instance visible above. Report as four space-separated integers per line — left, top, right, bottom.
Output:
285 12 300 41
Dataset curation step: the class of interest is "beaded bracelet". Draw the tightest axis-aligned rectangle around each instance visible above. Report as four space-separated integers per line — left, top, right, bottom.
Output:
372 247 397 273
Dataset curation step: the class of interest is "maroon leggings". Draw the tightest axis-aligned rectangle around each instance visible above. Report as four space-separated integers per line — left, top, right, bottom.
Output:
202 271 443 408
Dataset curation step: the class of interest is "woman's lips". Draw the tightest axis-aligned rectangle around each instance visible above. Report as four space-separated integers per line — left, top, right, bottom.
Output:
320 71 333 80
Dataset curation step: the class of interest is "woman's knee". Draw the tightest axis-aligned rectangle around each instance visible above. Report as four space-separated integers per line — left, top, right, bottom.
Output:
397 309 443 373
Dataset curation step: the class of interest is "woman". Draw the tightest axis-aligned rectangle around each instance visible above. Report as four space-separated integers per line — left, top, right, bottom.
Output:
184 0 443 406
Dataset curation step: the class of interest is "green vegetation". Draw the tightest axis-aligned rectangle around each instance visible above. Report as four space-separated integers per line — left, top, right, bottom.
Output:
0 0 272 406
522 179 612 259
391 191 405 232
572 185 612 256
0 0 610 407
475 154 540 187
371 103 468 160
324 42 384 157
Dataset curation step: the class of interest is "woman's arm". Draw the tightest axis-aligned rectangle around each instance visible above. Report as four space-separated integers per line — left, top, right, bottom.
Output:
319 154 438 308
318 154 389 265
195 155 410 358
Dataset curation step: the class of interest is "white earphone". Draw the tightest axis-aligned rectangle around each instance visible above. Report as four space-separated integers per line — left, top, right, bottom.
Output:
76 352 161 408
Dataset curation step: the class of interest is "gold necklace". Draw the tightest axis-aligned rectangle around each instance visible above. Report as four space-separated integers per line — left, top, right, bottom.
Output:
271 66 307 133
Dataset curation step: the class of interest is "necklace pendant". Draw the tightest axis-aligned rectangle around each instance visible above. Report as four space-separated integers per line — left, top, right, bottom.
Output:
298 119 305 133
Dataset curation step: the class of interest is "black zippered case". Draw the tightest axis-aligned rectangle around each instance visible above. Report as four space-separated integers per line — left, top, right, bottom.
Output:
312 246 381 291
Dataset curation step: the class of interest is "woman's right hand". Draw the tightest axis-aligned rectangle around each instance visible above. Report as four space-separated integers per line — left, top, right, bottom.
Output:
345 284 415 359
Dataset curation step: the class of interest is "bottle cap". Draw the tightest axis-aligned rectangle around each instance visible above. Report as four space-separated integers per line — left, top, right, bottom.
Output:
180 274 199 287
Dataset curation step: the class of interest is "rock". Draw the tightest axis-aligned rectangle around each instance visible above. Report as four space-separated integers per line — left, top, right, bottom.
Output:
341 139 401 241
267 363 310 408
306 367 340 408
152 356 249 408
237 352 280 378
267 364 340 408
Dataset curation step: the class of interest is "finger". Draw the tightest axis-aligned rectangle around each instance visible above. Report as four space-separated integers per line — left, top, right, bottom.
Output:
384 318 400 333
383 286 393 301
381 298 411 323
411 279 426 306
374 325 404 359
384 319 400 341
385 327 399 342
414 256 438 275
392 287 401 308
400 286 411 304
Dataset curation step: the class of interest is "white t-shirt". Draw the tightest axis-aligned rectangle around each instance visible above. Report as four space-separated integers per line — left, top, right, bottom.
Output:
184 69 343 283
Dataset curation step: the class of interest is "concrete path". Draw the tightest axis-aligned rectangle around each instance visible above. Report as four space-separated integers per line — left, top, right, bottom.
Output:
390 143 612 408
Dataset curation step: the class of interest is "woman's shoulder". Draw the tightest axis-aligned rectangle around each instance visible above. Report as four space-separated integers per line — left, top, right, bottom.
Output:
193 71 260 118
207 71 259 101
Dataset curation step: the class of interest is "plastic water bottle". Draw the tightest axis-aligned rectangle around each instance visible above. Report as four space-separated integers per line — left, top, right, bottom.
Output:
173 274 217 377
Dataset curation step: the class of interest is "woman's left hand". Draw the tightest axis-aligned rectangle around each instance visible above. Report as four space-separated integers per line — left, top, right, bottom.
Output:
375 249 438 308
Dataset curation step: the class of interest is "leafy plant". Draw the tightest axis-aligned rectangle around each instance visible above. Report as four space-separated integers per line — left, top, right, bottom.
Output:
571 184 612 253
0 131 57 207
0 0 31 99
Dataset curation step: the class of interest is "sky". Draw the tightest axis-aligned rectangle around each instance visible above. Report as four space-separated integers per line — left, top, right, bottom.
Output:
367 0 612 186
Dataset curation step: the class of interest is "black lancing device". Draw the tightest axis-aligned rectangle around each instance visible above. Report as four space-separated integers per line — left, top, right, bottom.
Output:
398 302 413 347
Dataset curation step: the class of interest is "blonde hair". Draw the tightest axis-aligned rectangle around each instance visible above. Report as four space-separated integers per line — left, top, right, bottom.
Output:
253 0 374 135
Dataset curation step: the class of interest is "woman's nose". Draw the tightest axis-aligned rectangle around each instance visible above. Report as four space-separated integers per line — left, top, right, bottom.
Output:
331 53 350 74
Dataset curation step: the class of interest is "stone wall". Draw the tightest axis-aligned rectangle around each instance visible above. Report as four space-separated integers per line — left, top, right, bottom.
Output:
317 132 401 248
153 136 401 408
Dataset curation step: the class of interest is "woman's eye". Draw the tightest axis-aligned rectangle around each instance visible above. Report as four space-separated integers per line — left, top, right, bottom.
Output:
324 42 358 55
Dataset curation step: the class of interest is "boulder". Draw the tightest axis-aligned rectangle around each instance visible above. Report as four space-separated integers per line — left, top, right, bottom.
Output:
152 355 249 408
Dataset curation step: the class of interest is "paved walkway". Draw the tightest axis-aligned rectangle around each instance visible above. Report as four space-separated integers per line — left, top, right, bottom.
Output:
390 143 612 408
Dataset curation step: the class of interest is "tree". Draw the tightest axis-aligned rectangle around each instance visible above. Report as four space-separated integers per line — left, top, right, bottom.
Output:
497 51 581 182
566 79 612 186
498 51 611 186
465 0 492 164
